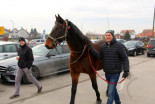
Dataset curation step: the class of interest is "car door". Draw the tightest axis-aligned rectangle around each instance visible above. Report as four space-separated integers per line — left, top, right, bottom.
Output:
45 45 64 74
60 45 70 70
136 42 141 53
3 44 18 59
140 41 145 51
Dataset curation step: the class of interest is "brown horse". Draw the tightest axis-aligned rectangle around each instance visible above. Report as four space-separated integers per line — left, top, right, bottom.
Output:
45 14 106 104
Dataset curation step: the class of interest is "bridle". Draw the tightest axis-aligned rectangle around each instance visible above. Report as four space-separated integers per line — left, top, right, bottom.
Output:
47 20 87 65
47 20 70 46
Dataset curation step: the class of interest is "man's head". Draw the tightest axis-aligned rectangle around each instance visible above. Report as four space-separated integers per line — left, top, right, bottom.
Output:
19 37 26 46
105 30 115 44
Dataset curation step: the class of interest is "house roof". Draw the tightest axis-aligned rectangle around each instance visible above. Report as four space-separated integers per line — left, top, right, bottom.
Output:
120 30 135 34
142 29 152 33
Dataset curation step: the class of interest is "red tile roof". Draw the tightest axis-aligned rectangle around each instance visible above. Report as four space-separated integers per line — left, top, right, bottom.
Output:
120 30 135 34
140 29 155 36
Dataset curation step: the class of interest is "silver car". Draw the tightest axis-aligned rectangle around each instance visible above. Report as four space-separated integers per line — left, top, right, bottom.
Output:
0 44 70 83
29 39 46 48
0 42 19 61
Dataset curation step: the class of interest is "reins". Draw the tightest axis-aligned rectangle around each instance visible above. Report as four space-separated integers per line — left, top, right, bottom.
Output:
70 45 87 65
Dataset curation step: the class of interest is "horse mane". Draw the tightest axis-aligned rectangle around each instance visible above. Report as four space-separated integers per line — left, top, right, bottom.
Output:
67 20 92 44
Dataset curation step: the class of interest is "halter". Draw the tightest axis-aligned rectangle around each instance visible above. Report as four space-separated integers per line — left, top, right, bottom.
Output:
47 20 70 46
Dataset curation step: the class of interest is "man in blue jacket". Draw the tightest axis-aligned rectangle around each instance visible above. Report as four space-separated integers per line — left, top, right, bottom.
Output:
10 37 42 99
88 30 129 104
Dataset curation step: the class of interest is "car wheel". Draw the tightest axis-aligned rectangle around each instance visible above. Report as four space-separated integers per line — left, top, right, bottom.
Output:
22 67 40 84
147 53 150 57
133 51 137 56
142 50 145 54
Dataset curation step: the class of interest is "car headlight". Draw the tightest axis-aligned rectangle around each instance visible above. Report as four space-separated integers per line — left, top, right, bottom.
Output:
128 48 135 51
7 66 18 71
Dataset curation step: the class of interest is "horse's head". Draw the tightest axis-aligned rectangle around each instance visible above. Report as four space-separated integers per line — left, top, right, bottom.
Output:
45 14 68 49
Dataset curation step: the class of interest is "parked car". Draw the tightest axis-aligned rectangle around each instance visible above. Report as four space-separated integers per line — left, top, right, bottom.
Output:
0 44 70 83
124 40 145 56
116 39 126 44
0 42 19 60
28 39 46 48
91 39 98 43
147 38 155 57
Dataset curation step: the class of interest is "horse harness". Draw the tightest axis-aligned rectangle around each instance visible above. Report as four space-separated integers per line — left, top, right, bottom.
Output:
48 20 87 65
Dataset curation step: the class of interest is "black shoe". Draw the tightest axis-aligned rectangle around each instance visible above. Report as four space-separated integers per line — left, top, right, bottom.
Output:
10 95 19 99
37 86 42 93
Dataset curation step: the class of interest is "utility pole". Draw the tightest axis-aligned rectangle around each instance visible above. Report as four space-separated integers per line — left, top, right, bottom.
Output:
153 6 155 37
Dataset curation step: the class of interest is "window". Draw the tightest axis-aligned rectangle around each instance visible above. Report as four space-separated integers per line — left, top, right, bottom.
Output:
62 45 70 54
49 45 62 55
17 44 20 49
0 45 3 53
41 40 45 42
149 40 155 46
140 41 144 45
4 44 17 52
36 40 40 42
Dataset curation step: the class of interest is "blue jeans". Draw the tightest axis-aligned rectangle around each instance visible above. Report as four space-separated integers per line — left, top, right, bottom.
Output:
105 73 121 104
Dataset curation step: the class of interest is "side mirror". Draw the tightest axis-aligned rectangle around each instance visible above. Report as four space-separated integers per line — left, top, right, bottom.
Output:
46 53 55 57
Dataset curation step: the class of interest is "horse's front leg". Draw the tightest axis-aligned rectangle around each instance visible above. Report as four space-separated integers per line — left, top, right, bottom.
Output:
70 71 80 104
89 73 102 103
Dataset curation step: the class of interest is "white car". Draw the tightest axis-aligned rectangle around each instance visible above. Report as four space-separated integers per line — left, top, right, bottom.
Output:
29 39 46 48
0 42 19 60
91 39 98 43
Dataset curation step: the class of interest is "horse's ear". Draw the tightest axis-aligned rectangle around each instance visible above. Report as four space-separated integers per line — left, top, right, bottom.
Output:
55 15 58 20
58 14 64 20
57 14 64 24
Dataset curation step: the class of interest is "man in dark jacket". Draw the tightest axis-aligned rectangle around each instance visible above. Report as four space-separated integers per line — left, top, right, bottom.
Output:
88 30 129 104
10 37 42 99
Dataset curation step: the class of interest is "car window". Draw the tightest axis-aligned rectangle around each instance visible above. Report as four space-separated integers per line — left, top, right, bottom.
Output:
140 41 144 45
17 44 20 49
0 45 3 53
4 44 17 52
36 40 40 42
62 45 70 54
49 45 62 55
124 41 137 46
136 42 140 46
149 40 155 46
32 45 49 56
41 40 45 42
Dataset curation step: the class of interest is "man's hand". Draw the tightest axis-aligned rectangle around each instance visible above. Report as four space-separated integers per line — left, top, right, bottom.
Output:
122 72 129 78
16 56 20 61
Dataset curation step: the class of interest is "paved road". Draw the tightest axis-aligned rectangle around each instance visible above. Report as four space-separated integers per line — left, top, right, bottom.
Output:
0 53 155 104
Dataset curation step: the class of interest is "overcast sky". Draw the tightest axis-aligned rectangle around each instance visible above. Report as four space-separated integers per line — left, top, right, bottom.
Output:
0 0 154 34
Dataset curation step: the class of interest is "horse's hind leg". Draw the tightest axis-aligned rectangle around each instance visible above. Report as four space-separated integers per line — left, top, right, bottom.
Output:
89 73 102 102
70 71 80 104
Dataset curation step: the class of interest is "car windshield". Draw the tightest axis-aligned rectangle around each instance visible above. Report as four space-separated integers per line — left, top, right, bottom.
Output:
124 41 137 46
149 40 155 45
32 44 49 56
